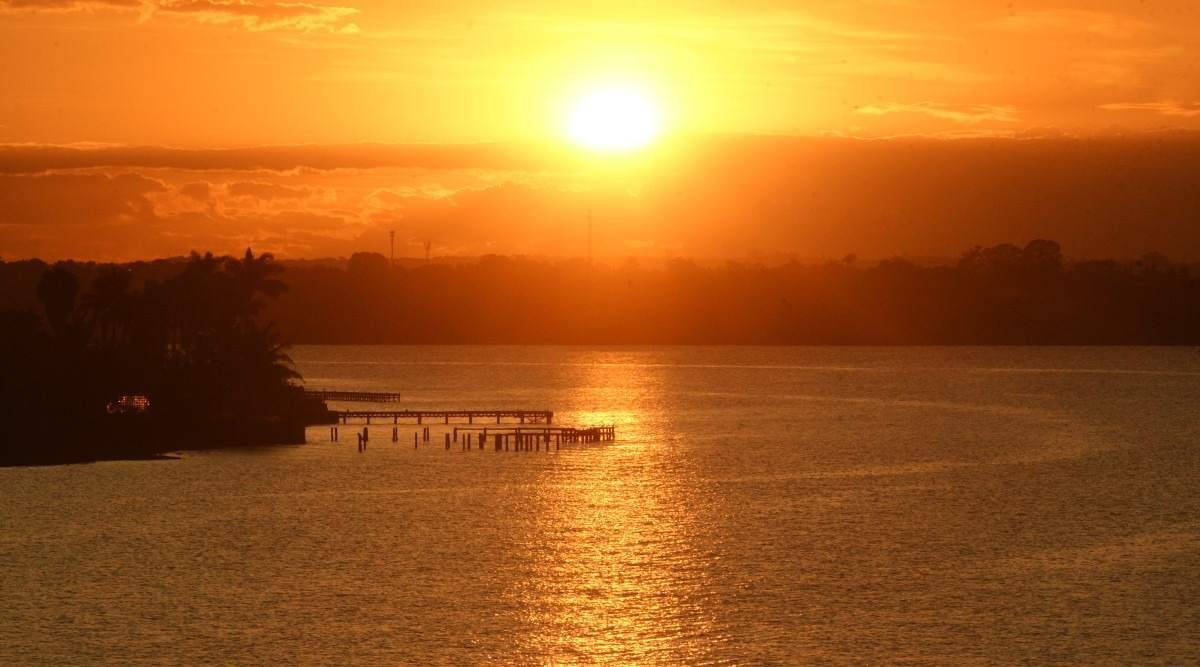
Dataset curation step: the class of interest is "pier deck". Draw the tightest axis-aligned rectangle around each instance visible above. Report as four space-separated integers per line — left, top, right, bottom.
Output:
305 390 404 403
335 409 553 425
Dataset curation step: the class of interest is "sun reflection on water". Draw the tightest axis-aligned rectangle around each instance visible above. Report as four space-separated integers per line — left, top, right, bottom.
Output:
510 353 723 661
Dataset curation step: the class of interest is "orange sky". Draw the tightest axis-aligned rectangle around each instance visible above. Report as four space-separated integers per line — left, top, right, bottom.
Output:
1 1 1199 260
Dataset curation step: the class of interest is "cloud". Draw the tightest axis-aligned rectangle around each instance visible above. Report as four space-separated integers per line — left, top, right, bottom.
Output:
0 0 359 33
155 0 358 33
856 103 1018 125
1099 102 1200 118
227 180 310 199
0 172 165 226
1 0 140 8
178 181 212 200
990 10 1149 40
5 134 1200 262
0 142 556 175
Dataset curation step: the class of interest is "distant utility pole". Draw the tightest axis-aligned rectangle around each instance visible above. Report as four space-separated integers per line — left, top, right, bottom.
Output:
423 240 432 262
389 230 395 268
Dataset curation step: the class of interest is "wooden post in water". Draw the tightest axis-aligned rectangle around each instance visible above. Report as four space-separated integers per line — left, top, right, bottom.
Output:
414 432 418 449
445 433 450 450
392 426 398 442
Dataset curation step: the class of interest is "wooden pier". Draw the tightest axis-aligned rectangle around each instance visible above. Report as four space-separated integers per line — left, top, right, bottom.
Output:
308 388 614 453
336 409 553 425
305 390 404 403
451 425 615 442
325 423 614 450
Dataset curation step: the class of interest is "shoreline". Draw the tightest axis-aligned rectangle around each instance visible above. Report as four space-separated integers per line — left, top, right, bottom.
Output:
0 452 182 468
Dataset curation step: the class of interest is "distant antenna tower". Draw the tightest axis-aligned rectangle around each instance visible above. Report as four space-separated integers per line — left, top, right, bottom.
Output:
389 230 395 268
423 240 432 262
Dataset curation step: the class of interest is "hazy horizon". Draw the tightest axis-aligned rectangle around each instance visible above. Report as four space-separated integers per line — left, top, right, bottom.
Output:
3 132 1200 262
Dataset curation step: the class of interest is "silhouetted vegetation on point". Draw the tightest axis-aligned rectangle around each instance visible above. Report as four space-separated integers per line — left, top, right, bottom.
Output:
0 250 323 466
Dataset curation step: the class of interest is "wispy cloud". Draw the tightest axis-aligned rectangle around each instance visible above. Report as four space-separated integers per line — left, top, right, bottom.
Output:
1 0 141 9
1 0 360 33
1099 101 1200 118
990 10 1148 40
0 142 555 174
227 180 310 199
154 0 358 33
856 103 1018 124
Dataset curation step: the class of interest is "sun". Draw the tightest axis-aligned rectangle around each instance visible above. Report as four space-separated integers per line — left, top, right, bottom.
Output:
565 85 664 153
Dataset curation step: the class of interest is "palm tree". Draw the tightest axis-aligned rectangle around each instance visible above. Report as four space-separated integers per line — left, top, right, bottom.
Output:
82 266 134 346
168 251 228 353
36 263 79 338
225 248 287 327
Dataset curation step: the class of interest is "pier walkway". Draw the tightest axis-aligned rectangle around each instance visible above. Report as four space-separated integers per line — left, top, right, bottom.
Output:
305 390 404 403
336 409 553 425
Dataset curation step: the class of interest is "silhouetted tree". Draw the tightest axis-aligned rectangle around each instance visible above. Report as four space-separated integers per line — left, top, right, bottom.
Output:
1022 239 1063 273
82 266 134 346
225 248 287 327
348 252 389 279
1 249 317 465
36 263 79 338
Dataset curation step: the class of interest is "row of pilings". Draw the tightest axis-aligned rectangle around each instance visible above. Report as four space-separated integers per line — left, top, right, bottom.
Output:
328 424 615 453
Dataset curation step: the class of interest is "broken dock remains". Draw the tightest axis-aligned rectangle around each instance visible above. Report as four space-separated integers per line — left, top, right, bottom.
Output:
307 387 612 452
335 409 553 425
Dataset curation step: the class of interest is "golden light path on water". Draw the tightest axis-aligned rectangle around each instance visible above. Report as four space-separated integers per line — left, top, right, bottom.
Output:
540 357 705 657
509 355 722 661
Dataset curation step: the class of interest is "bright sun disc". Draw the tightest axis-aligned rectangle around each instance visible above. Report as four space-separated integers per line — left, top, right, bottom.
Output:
566 85 663 153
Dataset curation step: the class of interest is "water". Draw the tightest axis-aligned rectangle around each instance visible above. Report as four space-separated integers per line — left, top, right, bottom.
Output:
2 346 1199 664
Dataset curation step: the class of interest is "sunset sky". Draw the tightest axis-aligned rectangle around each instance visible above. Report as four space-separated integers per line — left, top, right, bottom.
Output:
2 0 1199 260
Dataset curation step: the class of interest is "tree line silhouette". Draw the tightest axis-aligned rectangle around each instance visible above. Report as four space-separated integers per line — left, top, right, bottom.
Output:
0 250 325 465
254 239 1197 345
2 239 1197 352
1 238 1197 463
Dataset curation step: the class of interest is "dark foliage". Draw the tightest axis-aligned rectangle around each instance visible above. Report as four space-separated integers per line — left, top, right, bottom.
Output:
0 250 322 466
258 240 1200 345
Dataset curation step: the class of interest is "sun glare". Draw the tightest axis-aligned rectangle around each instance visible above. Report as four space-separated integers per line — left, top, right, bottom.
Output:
566 85 663 153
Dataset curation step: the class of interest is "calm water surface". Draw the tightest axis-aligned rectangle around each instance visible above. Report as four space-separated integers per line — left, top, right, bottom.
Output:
2 347 1200 664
